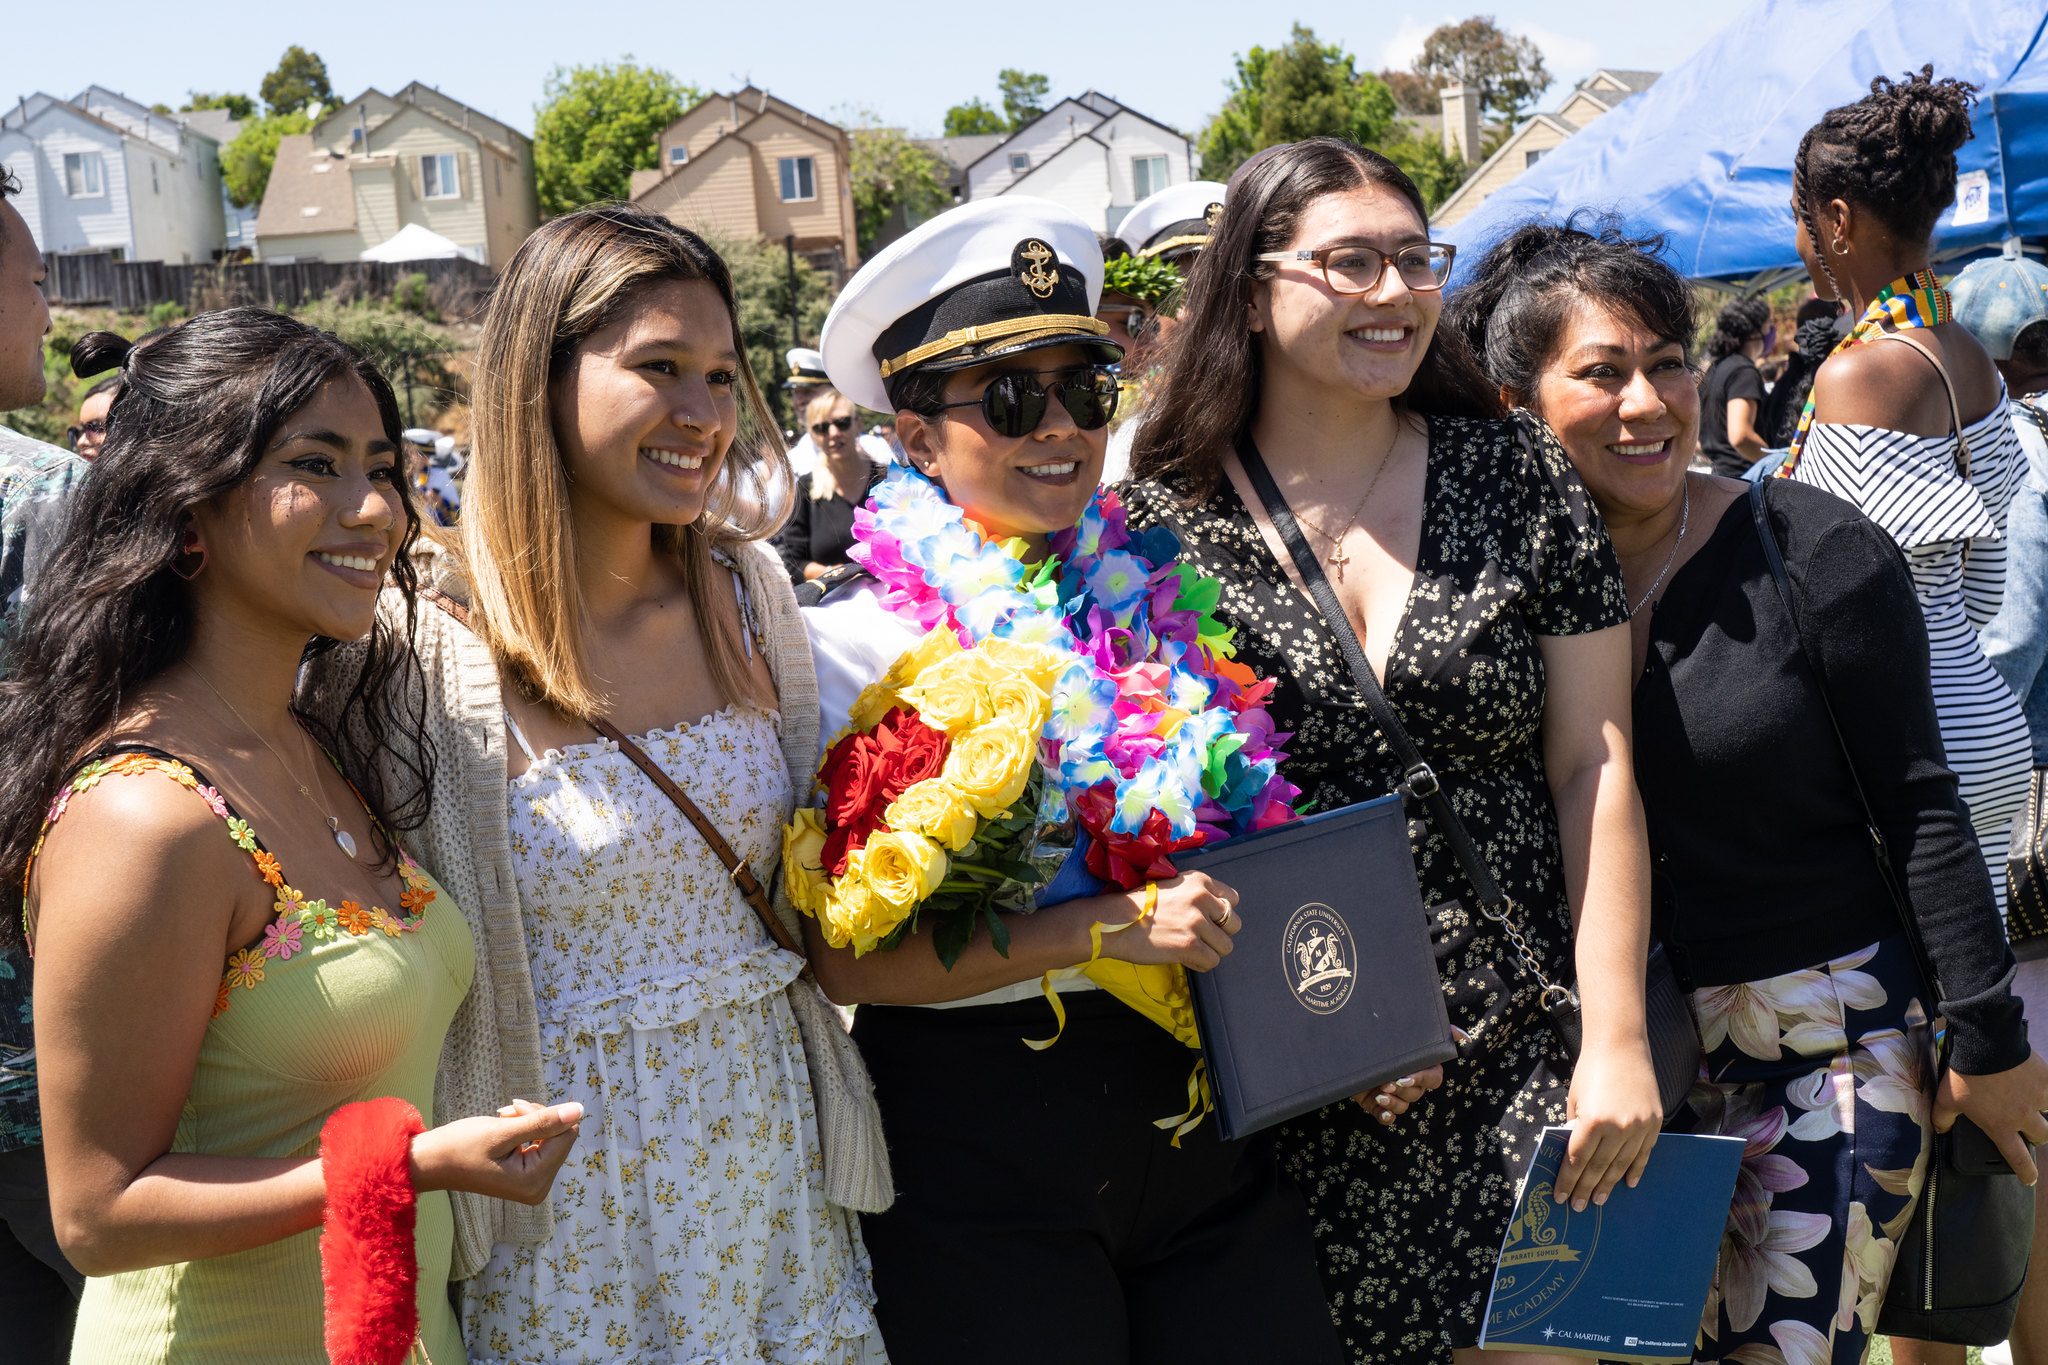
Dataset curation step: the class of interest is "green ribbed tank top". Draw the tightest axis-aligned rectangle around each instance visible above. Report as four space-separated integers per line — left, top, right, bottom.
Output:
49 749 474 1365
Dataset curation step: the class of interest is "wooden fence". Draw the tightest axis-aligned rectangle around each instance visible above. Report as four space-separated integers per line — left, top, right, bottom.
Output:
44 253 495 315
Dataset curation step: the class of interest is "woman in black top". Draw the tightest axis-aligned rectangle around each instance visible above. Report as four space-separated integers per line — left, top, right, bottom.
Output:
1449 220 2048 1365
1123 137 1662 1365
772 388 884 584
1698 297 1772 477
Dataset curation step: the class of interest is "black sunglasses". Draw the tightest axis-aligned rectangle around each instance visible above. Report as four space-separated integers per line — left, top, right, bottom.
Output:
810 415 855 436
67 418 106 445
934 366 1120 438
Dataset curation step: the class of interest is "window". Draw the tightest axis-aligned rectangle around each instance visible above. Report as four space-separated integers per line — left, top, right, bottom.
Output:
1009 153 1030 174
669 145 690 166
1525 149 1546 169
421 152 461 200
63 151 104 198
778 155 815 202
1132 155 1168 200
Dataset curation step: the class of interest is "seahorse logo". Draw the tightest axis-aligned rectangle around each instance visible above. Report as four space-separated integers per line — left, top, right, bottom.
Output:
1281 902 1356 1014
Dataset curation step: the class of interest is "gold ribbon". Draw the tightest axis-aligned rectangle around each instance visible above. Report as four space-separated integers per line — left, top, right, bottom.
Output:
1023 882 1156 1051
1154 1056 1213 1147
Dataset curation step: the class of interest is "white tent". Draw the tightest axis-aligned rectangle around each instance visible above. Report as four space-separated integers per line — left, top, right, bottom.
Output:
358 223 463 263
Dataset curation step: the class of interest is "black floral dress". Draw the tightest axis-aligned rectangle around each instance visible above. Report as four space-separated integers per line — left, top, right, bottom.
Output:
1120 414 1630 1363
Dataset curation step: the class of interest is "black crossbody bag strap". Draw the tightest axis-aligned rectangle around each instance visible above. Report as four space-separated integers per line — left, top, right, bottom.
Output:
1746 479 1945 1005
1236 434 1576 1015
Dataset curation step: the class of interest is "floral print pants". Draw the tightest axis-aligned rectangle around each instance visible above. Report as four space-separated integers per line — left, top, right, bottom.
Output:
1673 936 1934 1365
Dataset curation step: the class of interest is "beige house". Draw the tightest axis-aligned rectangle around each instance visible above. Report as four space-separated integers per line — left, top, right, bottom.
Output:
630 87 860 279
1432 70 1660 228
254 81 537 265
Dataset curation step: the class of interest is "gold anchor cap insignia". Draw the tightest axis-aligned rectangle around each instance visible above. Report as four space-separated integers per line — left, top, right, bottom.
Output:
1204 202 1223 227
1013 239 1060 299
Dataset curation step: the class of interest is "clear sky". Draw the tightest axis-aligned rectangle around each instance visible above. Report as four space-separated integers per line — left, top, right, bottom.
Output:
15 1 1742 140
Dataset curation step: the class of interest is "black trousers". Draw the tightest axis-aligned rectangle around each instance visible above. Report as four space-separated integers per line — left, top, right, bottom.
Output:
0 1144 81 1365
852 993 1342 1365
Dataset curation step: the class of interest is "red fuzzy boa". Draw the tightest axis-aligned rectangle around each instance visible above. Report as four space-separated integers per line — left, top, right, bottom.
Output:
320 1096 425 1365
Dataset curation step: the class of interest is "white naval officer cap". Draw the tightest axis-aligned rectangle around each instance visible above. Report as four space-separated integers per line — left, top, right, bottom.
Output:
1118 180 1229 260
785 347 830 385
820 196 1121 414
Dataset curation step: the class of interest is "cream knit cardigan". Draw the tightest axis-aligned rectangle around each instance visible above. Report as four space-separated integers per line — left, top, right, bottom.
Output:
304 538 892 1282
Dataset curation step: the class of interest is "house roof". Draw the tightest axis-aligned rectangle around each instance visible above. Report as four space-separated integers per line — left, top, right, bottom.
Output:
917 133 1007 175
177 107 240 145
392 81 529 146
957 91 1190 180
1586 70 1662 94
254 135 358 239
3 91 176 153
1431 113 1580 224
320 88 520 162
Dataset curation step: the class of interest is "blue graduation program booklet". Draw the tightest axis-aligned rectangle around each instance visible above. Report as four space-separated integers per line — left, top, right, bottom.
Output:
1481 1128 1743 1363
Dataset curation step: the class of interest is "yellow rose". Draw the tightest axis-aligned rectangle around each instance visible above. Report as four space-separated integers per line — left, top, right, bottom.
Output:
820 848 910 955
847 682 905 734
885 778 983 852
860 829 949 912
984 673 1050 731
781 809 831 916
976 637 1068 691
886 625 965 690
899 653 990 734
941 717 1038 817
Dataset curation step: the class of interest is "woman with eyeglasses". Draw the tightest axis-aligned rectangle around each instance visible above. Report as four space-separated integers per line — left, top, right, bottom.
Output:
772 388 887 584
1122 138 1661 1365
794 196 1358 1365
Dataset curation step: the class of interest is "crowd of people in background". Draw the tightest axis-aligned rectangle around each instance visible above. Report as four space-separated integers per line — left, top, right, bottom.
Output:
0 60 2047 1365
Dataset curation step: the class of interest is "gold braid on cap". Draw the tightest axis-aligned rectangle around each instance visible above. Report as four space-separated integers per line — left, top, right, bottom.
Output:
879 315 1109 378
1137 233 1211 259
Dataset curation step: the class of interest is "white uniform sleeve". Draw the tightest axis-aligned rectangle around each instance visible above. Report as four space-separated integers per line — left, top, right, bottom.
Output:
801 581 926 762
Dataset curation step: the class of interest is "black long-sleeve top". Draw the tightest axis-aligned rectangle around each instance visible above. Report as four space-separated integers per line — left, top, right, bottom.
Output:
1633 478 2026 1074
772 465 885 586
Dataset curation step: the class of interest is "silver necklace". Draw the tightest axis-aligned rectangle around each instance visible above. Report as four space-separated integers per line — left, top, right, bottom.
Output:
1628 475 1691 619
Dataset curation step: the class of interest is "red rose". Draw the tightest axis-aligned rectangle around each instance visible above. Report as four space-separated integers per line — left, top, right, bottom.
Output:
822 731 887 834
875 709 949 802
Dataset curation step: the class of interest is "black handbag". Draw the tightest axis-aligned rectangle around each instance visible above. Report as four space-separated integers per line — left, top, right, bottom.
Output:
1748 477 2034 1344
1237 433 1701 1120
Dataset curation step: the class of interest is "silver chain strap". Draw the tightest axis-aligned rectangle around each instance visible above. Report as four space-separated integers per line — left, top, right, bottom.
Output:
1477 895 1576 1012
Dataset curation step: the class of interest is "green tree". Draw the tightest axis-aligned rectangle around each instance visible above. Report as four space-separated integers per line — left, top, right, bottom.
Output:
1413 17 1551 124
1379 70 1441 116
943 98 1008 137
182 91 258 120
1197 26 1396 181
1376 127 1470 211
532 58 699 217
709 235 837 432
997 70 1050 130
260 46 333 117
844 112 949 257
220 109 313 208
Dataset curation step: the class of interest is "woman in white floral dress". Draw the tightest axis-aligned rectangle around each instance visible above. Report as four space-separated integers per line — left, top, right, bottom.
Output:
306 206 888 1363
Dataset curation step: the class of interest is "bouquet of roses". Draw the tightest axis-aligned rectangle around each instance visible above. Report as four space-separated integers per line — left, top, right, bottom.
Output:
782 466 1300 985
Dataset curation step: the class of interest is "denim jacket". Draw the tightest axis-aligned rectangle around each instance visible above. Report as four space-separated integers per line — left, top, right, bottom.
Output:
1983 395 2048 765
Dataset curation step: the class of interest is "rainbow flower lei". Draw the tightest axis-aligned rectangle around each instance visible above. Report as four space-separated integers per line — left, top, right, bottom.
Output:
846 463 1299 877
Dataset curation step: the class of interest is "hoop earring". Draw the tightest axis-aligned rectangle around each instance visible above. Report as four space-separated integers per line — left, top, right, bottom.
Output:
172 529 207 580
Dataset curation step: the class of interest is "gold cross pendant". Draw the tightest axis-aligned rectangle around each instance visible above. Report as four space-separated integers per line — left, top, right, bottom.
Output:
1328 545 1350 581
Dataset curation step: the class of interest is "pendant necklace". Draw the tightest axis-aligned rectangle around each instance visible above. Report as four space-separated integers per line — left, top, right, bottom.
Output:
1628 475 1691 619
187 663 359 859
1289 432 1400 583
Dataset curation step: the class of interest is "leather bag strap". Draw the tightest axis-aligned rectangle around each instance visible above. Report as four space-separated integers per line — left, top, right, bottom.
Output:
416 585 805 962
1235 432 1567 1000
1745 479 1943 1007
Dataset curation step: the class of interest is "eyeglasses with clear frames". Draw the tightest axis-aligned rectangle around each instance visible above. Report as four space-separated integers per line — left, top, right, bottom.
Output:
1255 242 1457 294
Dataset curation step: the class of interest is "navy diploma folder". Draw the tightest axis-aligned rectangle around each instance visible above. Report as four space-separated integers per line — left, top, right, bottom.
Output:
1176 795 1458 1141
1480 1128 1744 1362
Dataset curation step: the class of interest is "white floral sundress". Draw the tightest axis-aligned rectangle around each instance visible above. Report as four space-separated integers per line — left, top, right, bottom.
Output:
464 704 884 1365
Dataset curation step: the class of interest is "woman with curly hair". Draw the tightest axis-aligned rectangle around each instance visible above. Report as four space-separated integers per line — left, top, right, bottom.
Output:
1699 297 1774 477
1781 67 2034 948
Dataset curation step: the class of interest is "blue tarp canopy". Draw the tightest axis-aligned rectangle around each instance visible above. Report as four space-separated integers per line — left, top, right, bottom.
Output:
1437 0 2048 292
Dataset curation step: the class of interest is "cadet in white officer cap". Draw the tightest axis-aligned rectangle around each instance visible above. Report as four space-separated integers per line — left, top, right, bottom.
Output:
796 194 1343 1365
781 340 893 479
1117 179 1228 269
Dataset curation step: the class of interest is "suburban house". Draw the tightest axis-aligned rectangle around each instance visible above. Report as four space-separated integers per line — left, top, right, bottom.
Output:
630 87 862 281
929 91 1197 237
254 82 538 266
175 106 257 257
0 86 228 264
1431 69 1661 228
